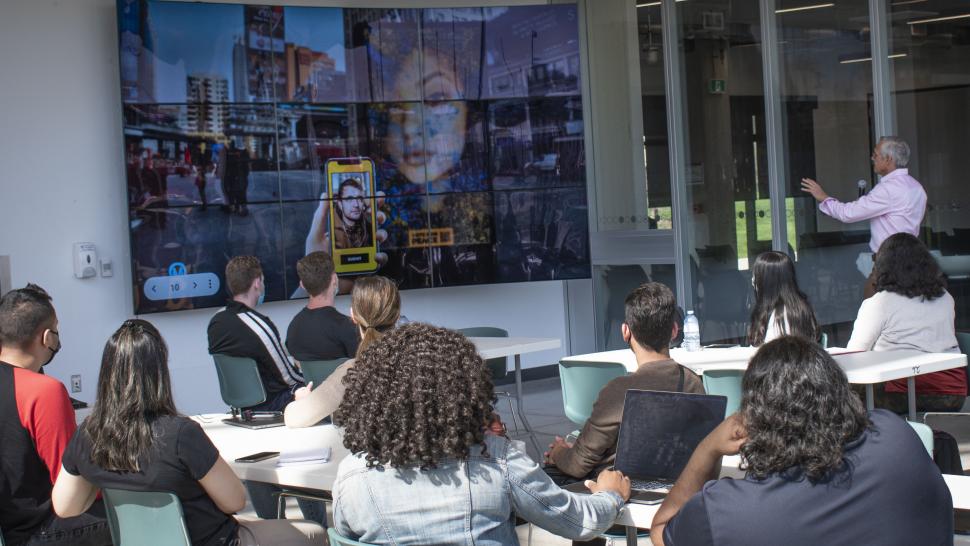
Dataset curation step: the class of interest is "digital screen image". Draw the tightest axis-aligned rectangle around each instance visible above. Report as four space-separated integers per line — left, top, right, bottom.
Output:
118 0 589 314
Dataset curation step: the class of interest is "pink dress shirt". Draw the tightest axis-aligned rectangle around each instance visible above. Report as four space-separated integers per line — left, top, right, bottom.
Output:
818 168 926 253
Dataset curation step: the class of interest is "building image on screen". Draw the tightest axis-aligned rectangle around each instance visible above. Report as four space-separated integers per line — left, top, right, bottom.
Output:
117 0 589 314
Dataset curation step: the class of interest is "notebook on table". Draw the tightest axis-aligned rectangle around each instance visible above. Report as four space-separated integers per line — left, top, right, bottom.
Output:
565 389 727 505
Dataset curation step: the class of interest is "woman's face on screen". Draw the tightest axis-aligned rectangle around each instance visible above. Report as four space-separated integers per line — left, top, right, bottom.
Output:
386 49 468 184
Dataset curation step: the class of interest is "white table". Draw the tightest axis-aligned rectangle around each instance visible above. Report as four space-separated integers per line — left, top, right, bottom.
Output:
562 347 967 421
468 336 561 456
194 414 349 491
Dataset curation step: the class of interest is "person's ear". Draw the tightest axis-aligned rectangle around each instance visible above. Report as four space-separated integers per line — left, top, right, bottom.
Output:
621 323 632 345
349 308 358 324
298 280 305 291
670 322 680 342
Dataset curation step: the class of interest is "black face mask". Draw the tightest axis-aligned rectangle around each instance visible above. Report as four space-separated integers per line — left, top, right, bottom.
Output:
42 330 61 367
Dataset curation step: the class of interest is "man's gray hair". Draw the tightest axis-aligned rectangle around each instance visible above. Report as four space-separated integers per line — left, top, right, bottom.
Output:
878 136 910 168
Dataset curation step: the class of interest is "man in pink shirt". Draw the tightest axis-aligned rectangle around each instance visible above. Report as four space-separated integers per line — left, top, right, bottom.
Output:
800 136 926 297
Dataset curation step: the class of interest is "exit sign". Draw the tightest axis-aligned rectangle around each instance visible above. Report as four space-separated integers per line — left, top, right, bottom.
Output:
709 79 726 94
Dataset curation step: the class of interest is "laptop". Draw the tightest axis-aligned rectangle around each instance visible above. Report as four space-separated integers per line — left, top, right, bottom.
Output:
565 389 727 505
223 411 286 430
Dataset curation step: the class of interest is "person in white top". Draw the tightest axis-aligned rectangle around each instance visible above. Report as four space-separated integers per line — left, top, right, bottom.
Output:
747 251 819 347
801 136 927 298
847 233 965 412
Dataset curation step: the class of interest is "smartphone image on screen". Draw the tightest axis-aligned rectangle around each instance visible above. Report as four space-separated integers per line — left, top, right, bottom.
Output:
234 451 280 463
326 158 378 275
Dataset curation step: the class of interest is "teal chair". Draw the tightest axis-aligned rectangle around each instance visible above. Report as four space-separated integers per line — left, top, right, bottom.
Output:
102 488 191 546
702 370 744 418
328 527 377 546
459 327 520 432
908 421 934 457
558 360 627 430
820 332 829 349
300 358 349 388
212 354 282 428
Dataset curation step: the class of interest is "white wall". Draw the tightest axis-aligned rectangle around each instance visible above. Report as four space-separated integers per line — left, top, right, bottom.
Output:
0 0 591 415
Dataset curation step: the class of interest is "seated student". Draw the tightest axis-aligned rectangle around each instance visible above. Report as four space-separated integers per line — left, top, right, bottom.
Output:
0 284 111 546
52 320 324 546
546 282 705 481
846 233 966 412
332 323 631 544
285 275 399 428
651 336 953 546
747 251 819 346
206 256 322 523
286 251 359 364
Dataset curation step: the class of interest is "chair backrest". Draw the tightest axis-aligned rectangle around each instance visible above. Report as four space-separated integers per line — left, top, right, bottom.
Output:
211 354 267 410
459 327 509 381
558 360 628 428
701 370 744 418
102 488 192 546
328 527 377 546
908 421 934 457
956 331 970 385
820 332 829 349
300 358 349 387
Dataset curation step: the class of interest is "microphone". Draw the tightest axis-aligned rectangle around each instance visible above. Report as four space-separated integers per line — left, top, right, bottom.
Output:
857 179 867 197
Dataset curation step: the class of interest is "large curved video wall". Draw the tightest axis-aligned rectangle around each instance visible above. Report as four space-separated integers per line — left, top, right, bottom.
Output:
118 0 589 313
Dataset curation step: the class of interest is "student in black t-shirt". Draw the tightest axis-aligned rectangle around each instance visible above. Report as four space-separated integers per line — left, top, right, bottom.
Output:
286 251 360 363
651 336 953 546
52 320 324 546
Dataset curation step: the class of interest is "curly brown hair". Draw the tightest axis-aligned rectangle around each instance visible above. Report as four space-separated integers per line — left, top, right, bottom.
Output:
334 323 495 469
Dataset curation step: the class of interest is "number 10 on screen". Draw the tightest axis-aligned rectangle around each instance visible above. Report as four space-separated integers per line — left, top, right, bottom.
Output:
327 158 378 275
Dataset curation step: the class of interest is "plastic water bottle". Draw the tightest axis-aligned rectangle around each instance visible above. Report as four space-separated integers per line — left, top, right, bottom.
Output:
684 311 701 352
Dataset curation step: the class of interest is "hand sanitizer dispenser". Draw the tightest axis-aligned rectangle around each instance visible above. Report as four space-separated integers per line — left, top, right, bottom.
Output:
73 243 98 279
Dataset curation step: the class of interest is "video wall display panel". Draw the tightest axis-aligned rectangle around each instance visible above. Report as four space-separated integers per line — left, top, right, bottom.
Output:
118 0 589 314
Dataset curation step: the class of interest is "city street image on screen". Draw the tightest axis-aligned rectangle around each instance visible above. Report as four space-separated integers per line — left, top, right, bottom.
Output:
118 0 589 313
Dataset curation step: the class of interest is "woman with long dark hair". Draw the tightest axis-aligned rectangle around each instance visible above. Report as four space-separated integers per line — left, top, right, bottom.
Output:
51 320 324 545
847 233 965 412
285 275 401 427
331 323 630 544
747 251 819 346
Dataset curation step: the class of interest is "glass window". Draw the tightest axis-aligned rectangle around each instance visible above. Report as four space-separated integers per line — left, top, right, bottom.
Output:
888 0 970 331
776 0 874 344
637 1 672 230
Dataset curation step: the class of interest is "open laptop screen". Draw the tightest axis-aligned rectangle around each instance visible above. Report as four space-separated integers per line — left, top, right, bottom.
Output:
614 390 727 481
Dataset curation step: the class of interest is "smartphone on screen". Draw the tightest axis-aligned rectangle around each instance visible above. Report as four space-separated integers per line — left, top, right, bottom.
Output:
326 158 378 275
234 451 280 463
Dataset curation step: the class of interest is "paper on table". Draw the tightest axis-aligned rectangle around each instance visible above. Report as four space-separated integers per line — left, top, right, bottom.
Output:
277 446 332 467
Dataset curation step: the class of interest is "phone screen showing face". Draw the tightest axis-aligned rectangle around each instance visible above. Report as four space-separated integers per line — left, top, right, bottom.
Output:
234 451 280 463
326 158 378 275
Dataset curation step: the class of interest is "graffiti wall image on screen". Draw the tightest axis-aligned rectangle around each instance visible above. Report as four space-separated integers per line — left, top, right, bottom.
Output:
118 0 588 313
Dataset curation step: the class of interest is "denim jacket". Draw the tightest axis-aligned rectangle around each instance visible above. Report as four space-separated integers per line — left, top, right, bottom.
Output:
333 435 624 545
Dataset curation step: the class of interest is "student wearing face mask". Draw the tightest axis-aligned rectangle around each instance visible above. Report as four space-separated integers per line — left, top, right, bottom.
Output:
206 256 325 525
285 251 360 364
0 284 112 546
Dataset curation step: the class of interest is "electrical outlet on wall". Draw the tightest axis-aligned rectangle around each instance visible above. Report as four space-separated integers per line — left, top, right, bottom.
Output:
71 375 82 393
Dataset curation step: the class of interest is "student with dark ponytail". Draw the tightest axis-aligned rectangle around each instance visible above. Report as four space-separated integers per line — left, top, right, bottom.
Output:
747 251 819 346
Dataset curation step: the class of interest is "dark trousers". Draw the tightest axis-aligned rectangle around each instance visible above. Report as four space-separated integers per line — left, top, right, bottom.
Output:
19 500 111 546
250 385 298 413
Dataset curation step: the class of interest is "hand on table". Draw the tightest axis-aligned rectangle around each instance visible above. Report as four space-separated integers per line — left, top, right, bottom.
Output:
587 468 632 502
304 191 388 294
543 436 573 465
800 178 830 203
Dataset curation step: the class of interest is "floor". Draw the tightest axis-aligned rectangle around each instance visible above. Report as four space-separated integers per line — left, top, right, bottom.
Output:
239 376 651 545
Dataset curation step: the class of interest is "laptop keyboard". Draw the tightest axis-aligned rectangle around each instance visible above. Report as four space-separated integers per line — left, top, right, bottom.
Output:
630 478 671 491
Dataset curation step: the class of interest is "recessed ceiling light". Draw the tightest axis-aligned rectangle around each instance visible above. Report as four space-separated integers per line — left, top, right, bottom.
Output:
776 3 836 14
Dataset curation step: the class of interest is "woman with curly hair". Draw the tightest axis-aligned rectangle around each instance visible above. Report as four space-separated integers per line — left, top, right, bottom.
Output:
651 336 952 546
846 232 965 412
285 275 400 428
331 323 631 544
746 251 818 346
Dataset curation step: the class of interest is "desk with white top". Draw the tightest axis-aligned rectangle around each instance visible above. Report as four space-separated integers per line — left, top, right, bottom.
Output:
562 347 968 421
467 336 562 456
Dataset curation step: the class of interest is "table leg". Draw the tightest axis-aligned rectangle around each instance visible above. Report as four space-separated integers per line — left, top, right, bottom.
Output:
626 525 638 545
865 384 874 411
514 354 542 458
908 376 917 422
